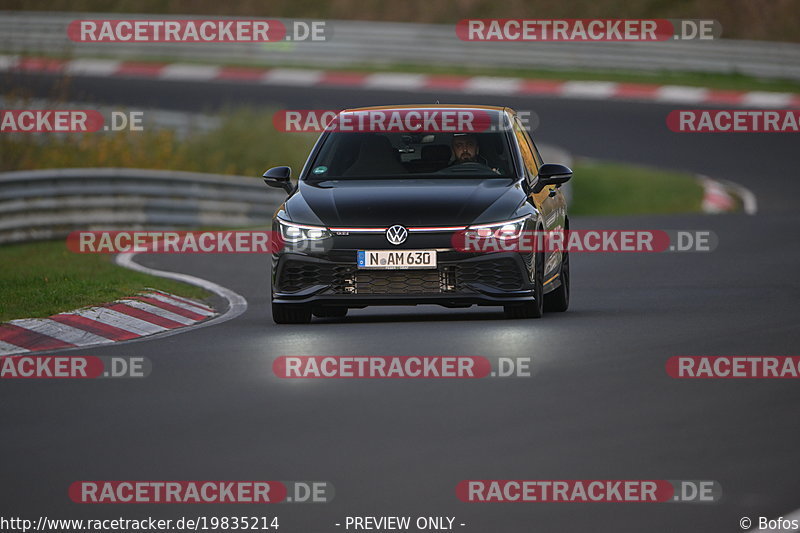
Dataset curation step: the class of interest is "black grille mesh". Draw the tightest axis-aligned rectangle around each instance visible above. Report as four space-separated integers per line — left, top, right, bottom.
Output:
277 257 525 294
455 257 525 290
355 270 443 294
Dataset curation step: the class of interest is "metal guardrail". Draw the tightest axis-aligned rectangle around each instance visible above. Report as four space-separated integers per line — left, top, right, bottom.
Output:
0 168 284 244
0 143 571 245
1 11 799 80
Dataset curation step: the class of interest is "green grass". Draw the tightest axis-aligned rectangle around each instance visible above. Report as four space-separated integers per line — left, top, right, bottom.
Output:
0 108 319 176
570 159 704 215
0 240 211 322
1 109 309 322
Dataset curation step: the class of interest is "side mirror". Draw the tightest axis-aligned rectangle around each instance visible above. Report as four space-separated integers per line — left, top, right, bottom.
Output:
262 166 293 194
533 163 572 193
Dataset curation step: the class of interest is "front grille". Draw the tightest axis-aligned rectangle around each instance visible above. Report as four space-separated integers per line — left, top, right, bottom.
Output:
355 269 452 294
455 257 526 290
277 260 353 293
276 256 526 294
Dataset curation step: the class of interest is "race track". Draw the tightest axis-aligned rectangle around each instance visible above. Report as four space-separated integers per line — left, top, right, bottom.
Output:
1 73 799 532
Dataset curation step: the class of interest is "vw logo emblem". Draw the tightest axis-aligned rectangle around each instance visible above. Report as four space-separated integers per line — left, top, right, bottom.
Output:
386 225 408 245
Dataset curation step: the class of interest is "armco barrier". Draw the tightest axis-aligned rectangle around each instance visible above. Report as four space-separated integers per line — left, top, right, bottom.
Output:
0 12 798 80
0 146 571 244
0 168 285 244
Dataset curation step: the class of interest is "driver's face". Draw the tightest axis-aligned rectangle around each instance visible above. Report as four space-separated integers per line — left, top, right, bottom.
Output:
452 137 478 163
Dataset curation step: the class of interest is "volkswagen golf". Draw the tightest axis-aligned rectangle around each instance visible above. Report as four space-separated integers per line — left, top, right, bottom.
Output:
263 105 572 323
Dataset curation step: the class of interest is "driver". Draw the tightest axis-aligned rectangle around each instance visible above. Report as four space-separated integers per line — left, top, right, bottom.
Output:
451 133 482 164
450 133 501 174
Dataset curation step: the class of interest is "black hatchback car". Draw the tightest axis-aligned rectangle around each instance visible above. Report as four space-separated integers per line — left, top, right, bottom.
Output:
264 105 572 323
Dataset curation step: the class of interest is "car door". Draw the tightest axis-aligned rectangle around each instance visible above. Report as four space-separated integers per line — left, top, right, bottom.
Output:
511 116 561 279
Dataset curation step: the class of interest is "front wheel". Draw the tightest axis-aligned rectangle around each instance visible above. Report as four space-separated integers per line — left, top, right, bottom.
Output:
272 303 312 324
504 250 543 319
544 252 569 312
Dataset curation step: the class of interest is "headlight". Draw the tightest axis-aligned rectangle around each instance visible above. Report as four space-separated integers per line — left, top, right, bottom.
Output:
276 218 331 243
465 215 529 240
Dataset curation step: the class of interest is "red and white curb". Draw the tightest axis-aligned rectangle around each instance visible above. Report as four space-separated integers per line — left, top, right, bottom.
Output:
699 175 758 215
0 290 216 356
3 55 799 108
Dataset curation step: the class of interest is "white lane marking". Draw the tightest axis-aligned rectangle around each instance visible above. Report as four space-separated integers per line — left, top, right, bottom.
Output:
463 76 523 94
364 73 426 90
65 59 122 76
141 292 216 316
262 68 323 86
159 63 220 81
742 91 794 108
655 85 709 103
561 81 618 99
117 299 196 325
113 252 248 345
0 340 29 356
8 318 112 346
143 289 214 313
71 307 168 336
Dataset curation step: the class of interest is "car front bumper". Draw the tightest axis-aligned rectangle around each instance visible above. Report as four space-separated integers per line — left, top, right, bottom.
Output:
271 250 536 308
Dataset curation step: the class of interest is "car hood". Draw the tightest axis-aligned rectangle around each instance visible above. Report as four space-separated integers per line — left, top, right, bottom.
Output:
284 178 526 227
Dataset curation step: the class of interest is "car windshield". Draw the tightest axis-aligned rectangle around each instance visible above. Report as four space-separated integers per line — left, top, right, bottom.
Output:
306 124 515 180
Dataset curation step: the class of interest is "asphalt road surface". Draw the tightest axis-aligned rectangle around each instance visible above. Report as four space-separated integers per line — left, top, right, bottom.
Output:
1 73 799 533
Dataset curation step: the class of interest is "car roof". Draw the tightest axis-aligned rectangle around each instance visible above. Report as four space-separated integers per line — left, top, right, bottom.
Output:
341 104 514 115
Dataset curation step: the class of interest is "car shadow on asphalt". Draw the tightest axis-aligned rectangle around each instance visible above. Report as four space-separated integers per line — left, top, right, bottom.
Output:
310 307 598 324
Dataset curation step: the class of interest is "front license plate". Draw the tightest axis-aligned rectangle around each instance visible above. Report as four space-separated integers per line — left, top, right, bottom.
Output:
357 250 437 269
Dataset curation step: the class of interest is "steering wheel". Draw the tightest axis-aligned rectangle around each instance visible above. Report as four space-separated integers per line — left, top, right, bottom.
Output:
436 161 497 174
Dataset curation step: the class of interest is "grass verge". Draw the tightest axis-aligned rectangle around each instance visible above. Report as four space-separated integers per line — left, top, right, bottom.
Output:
570 159 704 215
0 108 319 176
0 240 211 322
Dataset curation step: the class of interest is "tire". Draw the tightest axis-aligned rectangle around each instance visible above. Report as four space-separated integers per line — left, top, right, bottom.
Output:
504 250 544 319
544 251 570 312
272 303 312 324
312 307 348 318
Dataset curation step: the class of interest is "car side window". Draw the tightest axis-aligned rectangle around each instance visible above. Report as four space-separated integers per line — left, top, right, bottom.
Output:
528 135 544 169
512 117 539 183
